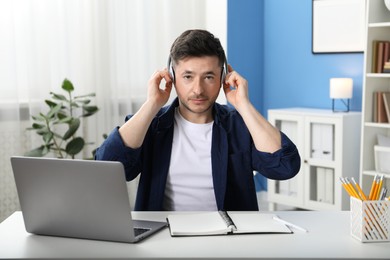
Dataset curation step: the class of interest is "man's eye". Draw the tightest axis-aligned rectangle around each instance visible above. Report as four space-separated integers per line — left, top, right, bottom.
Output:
184 75 192 80
205 75 214 80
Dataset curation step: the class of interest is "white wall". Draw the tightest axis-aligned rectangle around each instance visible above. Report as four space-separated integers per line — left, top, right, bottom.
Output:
0 0 227 222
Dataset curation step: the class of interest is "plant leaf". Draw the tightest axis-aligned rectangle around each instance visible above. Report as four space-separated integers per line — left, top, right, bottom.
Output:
24 146 46 157
39 112 48 120
42 145 50 155
36 127 49 135
45 100 58 108
47 103 62 118
63 118 80 140
56 116 73 124
65 137 85 155
75 99 91 105
32 123 45 129
62 79 74 93
31 114 46 121
82 106 98 117
83 105 98 112
50 92 68 101
75 93 95 99
57 112 67 120
43 132 53 144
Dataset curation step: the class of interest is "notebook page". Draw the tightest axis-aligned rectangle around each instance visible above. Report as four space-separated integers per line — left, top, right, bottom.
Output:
227 212 292 234
167 212 231 236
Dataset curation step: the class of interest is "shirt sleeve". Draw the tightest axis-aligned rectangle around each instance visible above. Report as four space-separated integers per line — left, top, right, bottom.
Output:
94 127 142 181
251 132 301 180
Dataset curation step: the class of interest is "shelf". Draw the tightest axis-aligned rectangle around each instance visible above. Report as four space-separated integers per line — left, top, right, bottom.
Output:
362 170 390 179
368 22 390 28
361 0 390 194
366 73 390 78
364 122 390 128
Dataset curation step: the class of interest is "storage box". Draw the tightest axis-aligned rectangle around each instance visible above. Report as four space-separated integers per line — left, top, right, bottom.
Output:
350 197 390 242
374 145 390 174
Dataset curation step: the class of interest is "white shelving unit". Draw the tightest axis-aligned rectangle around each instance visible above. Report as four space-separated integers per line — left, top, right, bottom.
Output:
360 0 390 194
268 108 361 211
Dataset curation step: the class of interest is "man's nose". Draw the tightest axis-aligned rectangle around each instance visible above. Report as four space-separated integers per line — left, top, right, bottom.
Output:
192 78 204 95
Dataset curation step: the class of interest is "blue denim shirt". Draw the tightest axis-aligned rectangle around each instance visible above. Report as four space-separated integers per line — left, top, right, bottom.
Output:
95 98 300 211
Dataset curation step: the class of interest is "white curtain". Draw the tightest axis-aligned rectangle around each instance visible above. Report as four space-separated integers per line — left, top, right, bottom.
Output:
0 0 227 221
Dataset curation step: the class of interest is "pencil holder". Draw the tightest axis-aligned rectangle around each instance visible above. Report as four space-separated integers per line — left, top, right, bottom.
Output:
350 197 390 243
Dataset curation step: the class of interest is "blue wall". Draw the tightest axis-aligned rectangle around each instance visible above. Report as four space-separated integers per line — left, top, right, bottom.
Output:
227 0 364 115
227 0 264 111
227 0 364 191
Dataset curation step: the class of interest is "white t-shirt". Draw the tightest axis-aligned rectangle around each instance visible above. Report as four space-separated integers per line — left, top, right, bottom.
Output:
162 108 218 211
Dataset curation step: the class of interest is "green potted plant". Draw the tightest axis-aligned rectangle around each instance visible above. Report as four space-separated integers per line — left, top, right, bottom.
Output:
25 78 99 159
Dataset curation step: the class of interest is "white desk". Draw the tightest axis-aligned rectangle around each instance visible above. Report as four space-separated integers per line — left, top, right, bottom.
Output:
0 211 389 259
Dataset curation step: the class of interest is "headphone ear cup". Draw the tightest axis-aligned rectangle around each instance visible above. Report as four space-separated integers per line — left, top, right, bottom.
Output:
167 57 175 82
221 69 226 84
221 58 228 84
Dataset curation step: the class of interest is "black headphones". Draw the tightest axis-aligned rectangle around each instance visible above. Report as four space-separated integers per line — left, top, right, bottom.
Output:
167 56 228 85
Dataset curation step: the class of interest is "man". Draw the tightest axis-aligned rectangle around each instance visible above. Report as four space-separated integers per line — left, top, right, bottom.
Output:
95 29 300 211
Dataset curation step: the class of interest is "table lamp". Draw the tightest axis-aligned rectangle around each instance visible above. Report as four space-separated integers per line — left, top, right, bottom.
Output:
330 78 353 112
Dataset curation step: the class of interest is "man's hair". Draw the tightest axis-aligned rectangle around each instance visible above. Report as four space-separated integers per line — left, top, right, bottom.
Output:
169 29 226 67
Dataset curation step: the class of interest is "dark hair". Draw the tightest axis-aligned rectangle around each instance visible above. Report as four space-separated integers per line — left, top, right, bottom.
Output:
169 29 226 67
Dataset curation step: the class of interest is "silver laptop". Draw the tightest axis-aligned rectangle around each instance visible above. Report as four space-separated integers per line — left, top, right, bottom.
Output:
10 156 167 243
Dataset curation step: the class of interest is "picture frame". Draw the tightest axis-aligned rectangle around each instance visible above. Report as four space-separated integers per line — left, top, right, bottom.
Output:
312 0 366 54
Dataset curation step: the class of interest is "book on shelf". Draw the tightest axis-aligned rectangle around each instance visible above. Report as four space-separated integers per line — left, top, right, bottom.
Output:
373 91 389 123
372 40 390 73
373 91 378 122
377 41 384 73
166 211 292 237
372 40 379 73
384 61 390 73
383 92 390 122
384 42 390 73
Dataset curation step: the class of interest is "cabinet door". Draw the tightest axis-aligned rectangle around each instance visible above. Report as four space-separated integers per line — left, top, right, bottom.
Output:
267 112 304 208
304 116 339 210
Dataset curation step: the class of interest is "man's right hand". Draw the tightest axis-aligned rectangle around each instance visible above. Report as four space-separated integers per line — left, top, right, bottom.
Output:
119 68 173 149
147 68 173 110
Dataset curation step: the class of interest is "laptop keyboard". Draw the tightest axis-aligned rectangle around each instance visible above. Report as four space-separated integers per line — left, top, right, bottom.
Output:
134 227 150 237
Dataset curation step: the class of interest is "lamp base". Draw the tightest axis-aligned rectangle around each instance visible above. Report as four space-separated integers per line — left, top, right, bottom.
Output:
332 99 350 112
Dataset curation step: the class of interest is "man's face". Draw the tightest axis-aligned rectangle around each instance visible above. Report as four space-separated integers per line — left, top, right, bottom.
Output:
173 56 222 122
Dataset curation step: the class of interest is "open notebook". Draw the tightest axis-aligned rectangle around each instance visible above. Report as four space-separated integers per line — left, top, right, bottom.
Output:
167 211 293 236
